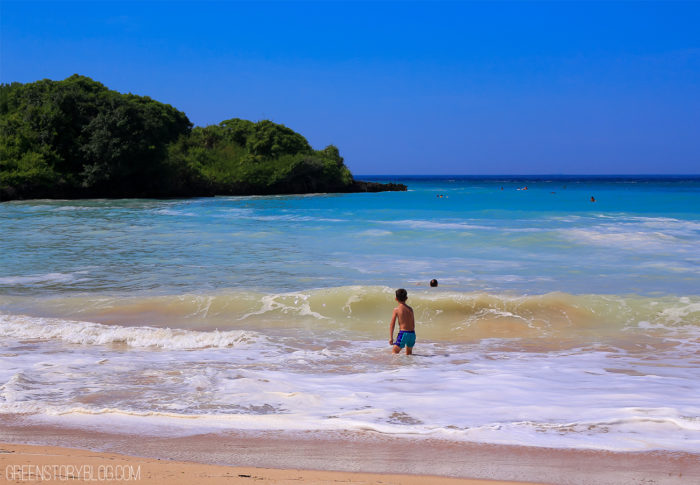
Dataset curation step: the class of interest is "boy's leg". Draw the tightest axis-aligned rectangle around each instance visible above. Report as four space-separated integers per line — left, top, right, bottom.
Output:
406 346 413 355
392 345 401 354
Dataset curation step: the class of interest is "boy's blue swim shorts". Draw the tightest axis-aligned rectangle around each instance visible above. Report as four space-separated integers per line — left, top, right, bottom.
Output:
394 330 416 348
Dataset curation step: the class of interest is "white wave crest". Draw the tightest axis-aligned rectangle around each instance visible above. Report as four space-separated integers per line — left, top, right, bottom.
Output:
358 229 393 237
562 228 688 251
0 314 260 350
0 272 89 286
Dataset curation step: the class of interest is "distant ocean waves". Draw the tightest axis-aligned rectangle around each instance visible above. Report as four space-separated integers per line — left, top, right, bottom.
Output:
2 180 699 297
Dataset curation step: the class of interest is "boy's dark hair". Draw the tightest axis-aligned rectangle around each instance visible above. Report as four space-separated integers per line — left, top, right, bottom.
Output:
430 279 438 287
395 288 408 302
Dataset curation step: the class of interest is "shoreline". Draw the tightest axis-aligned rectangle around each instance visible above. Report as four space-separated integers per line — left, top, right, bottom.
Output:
0 180 407 203
1 419 697 484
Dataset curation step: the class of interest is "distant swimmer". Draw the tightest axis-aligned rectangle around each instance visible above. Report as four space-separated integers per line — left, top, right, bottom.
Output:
389 288 416 355
590 196 596 202
517 186 528 191
430 279 438 287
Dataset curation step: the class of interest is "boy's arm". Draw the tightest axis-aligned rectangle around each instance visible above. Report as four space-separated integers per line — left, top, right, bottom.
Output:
389 309 397 345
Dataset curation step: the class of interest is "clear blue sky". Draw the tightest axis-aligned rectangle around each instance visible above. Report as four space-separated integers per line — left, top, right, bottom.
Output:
2 1 699 175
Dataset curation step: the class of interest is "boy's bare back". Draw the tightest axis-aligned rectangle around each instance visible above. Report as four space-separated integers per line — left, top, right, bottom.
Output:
392 303 415 331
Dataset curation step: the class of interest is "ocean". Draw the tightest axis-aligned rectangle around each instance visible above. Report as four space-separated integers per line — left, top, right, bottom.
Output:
1 175 699 452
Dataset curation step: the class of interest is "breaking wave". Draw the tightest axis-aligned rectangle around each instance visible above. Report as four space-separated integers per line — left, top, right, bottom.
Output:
1 287 698 345
0 314 261 350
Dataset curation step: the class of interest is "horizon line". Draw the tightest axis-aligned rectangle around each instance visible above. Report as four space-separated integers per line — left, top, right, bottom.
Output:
354 173 700 177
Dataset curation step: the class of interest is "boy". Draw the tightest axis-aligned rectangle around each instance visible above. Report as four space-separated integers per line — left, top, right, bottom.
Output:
389 288 416 355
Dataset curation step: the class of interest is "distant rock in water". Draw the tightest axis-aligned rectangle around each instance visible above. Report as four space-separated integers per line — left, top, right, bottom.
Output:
0 75 405 201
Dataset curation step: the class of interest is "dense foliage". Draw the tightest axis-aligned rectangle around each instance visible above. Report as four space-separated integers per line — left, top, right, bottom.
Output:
0 75 392 201
0 75 193 198
167 119 352 194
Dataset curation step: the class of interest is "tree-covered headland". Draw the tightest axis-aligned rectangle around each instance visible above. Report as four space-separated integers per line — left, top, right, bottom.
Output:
0 75 405 200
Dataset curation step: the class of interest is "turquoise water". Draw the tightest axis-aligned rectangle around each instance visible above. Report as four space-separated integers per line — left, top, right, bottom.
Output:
1 176 698 296
1 176 699 452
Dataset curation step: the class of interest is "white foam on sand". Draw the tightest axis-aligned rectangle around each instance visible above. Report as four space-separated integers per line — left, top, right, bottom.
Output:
1 322 699 453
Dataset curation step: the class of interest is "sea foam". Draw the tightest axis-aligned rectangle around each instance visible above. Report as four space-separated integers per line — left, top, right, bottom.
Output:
0 314 261 350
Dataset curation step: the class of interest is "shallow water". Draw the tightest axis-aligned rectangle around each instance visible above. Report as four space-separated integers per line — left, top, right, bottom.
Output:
1 176 699 451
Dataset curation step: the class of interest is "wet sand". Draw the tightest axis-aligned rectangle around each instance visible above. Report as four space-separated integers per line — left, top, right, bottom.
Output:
0 418 698 484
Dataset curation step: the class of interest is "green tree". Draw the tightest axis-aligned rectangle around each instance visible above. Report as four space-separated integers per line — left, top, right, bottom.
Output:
1 75 192 198
1 75 402 200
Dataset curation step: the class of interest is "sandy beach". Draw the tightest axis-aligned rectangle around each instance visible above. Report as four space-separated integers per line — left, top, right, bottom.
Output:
1 420 699 484
0 442 543 485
